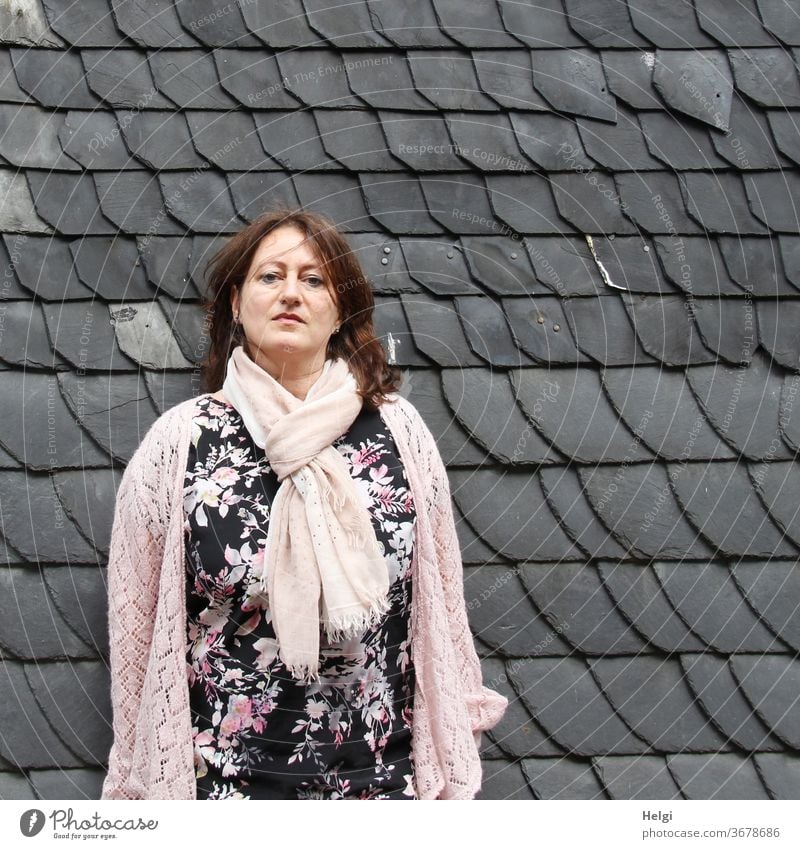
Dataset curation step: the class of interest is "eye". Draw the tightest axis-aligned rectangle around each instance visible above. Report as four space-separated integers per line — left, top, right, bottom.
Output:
259 272 280 284
305 276 325 287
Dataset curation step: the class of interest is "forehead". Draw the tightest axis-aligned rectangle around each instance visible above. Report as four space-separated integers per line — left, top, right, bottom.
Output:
249 226 324 270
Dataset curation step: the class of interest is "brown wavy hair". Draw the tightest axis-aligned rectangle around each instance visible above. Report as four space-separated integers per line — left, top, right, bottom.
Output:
199 205 402 411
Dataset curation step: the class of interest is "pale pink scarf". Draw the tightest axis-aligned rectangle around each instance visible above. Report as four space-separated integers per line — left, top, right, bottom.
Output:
221 346 390 682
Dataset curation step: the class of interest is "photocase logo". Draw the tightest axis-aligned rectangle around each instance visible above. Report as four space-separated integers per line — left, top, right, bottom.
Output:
19 809 45 837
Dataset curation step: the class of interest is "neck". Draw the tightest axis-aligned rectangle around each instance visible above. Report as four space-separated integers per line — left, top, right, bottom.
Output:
247 347 327 400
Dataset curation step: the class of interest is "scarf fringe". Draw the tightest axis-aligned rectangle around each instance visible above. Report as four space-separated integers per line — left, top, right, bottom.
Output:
324 593 393 643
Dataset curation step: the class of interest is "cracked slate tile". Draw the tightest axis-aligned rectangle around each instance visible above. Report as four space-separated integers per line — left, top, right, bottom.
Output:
111 0 200 47
93 171 184 235
0 105 79 170
144 371 197 415
757 300 800 368
396 367 486 466
4 235 89 300
602 367 736 460
367 0 458 48
1 372 108 470
502 296 593 363
596 755 683 799
667 752 770 799
487 174 572 234
617 172 702 234
539 468 629 558
580 462 718 559
27 172 117 236
430 0 522 48
623 293 718 365
589 236 676 293
344 52 431 109
57 372 159 463
753 753 800 800
563 0 649 48
681 172 770 234
237 0 320 47
406 51 496 110
156 297 207 365
628 0 717 48
464 565 563 656
147 49 238 108
0 301 66 368
449 468 582 561
0 567 96 660
600 49 665 110
756 0 800 45
117 109 206 169
668 461 798 557
639 111 730 169
360 174 443 234
779 234 800 292
590 656 729 751
532 49 617 122
710 93 787 169
522 757 608 799
0 473 99 563
25 661 111 763
695 0 778 46
0 663 82 768
276 49 367 107
750 460 800 548
717 235 796 295
58 110 136 170
380 111 466 172
41 0 125 47
766 110 800 165
303 0 392 47
397 238 478 294
653 236 743 295
52 469 120 559
743 171 800 232
252 110 338 170
213 50 299 109
681 654 785 750
654 561 785 652
42 301 136 371
316 110 401 171
228 172 302 223
597 562 707 652
441 368 560 463
445 112 532 172
510 111 594 171
563 294 659 365
69 235 154 300
372 297 429 367
459 235 539 296
10 48 103 108
0 49 33 102
472 50 550 111
137 236 198 299
577 106 662 171
521 562 650 654
175 1 261 48
158 171 242 232
550 173 637 235
81 49 175 108
686 351 795 459
454 296 537 366
498 0 585 48
732 561 800 652
1 0 63 46
345 235 415 295
187 111 274 170
510 656 650 756
292 173 374 230
653 49 733 130
731 655 800 748
525 235 606 296
512 366 656 463
109 301 193 369
728 47 800 107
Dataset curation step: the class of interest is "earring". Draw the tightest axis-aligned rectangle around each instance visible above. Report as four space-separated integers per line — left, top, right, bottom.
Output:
233 313 240 324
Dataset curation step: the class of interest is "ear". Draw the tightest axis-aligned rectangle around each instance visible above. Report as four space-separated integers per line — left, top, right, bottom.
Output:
230 286 240 318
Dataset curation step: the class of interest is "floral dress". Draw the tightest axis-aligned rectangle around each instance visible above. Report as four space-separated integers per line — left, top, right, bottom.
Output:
183 396 417 800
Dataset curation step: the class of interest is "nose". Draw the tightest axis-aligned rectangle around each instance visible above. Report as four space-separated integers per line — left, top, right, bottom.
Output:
279 272 302 302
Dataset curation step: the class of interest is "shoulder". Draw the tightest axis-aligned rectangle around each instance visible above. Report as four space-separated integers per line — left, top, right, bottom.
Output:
378 393 440 471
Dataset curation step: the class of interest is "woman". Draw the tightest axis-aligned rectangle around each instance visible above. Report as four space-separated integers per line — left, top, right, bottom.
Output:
101 208 508 800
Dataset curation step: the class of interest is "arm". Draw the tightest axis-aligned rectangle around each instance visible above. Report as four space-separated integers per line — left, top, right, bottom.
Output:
101 435 166 800
420 417 509 748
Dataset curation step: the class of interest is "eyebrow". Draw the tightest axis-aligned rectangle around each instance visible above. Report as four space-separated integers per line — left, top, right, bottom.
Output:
252 259 323 275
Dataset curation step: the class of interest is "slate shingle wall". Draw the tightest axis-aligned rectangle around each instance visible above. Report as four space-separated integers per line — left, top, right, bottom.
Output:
1 0 799 800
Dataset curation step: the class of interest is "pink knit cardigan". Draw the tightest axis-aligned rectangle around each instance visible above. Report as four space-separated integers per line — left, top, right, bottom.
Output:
100 391 508 800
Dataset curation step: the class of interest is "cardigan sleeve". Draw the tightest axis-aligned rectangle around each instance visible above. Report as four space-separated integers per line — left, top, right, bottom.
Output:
418 414 509 748
100 431 167 800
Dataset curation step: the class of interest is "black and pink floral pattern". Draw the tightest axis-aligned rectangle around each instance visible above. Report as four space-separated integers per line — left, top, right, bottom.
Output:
183 396 417 799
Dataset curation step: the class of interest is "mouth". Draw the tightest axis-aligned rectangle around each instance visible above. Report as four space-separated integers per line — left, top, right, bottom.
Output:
273 315 304 324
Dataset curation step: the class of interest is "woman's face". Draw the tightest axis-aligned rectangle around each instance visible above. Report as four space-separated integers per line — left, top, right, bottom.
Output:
231 225 340 374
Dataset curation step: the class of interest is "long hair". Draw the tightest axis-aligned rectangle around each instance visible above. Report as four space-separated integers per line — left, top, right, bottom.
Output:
199 205 402 411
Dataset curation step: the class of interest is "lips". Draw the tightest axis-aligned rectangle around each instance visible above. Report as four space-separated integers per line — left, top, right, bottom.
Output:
273 314 304 323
